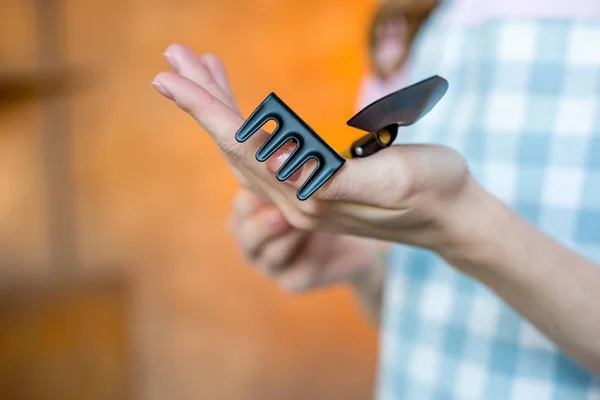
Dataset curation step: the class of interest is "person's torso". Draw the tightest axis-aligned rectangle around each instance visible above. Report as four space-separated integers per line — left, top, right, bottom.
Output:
372 1 600 399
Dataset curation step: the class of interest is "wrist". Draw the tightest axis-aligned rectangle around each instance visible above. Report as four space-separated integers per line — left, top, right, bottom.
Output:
432 175 513 274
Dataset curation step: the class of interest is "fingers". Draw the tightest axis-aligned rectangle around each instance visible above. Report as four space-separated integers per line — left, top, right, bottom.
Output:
153 44 439 211
153 70 253 162
229 190 315 278
237 207 290 261
201 53 240 112
229 190 290 261
252 230 309 276
164 44 234 109
154 45 273 169
227 189 268 232
200 53 236 99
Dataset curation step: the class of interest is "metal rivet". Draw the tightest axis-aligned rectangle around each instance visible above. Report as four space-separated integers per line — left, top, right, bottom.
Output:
377 129 391 145
355 146 364 156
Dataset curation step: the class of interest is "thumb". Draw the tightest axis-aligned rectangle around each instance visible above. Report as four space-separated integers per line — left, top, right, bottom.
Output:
266 145 415 207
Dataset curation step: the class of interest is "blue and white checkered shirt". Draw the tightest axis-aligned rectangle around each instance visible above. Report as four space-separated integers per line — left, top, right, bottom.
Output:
375 3 600 399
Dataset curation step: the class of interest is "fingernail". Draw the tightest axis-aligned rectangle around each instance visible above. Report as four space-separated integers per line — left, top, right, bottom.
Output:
151 81 174 100
266 151 290 174
163 51 179 71
276 152 290 165
266 151 305 183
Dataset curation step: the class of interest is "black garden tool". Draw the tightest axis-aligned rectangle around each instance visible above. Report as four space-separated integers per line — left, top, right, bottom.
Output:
235 75 449 201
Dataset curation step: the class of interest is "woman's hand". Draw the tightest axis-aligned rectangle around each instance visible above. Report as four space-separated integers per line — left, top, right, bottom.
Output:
228 189 382 293
153 44 600 378
152 44 479 254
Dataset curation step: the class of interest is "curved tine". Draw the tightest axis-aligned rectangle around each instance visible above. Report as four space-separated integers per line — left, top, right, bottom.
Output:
235 113 273 143
275 146 310 181
296 159 340 201
255 129 296 162
236 93 282 142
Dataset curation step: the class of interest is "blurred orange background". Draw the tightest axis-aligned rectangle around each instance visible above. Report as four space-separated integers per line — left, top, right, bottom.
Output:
0 0 379 399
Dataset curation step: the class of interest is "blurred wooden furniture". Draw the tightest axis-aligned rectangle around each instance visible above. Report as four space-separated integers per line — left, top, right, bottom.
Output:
0 0 378 399
0 69 71 106
0 1 132 399
0 278 131 400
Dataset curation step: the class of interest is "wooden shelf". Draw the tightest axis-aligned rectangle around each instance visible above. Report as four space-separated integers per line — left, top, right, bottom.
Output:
0 67 86 106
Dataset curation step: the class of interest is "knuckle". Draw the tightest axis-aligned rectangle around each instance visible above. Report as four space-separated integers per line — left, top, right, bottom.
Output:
260 259 282 278
239 179 252 192
395 162 418 201
296 198 322 217
262 244 296 275
259 250 283 274
238 226 261 256
175 99 193 114
231 191 248 215
239 246 258 264
232 189 246 205
221 140 243 162
178 88 217 117
240 235 263 261
277 276 311 294
283 209 317 231
277 281 297 293
319 169 351 201
385 147 418 202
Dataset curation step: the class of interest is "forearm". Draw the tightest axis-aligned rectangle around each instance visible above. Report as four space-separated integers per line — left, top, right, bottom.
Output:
440 179 600 376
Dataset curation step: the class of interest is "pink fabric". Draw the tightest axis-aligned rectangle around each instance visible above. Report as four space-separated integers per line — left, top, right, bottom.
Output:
440 0 600 25
355 69 406 111
358 0 600 111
